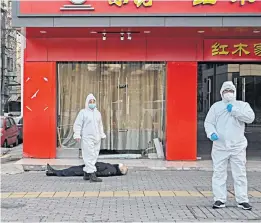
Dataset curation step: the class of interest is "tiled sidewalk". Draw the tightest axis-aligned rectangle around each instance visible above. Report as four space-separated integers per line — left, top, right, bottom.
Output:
1 169 261 222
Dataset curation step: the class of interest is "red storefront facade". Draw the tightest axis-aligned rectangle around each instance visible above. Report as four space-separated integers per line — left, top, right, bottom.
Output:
13 0 261 160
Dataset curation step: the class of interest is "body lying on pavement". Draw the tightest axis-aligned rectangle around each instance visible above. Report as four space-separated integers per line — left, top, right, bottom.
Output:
46 162 128 177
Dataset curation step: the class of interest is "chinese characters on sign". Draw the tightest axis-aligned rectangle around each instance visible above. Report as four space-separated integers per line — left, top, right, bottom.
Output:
108 0 152 7
134 0 153 7
232 43 250 56
254 44 261 56
107 0 259 10
230 0 255 5
193 0 255 6
108 0 128 7
193 0 216 6
211 42 261 57
212 42 229 55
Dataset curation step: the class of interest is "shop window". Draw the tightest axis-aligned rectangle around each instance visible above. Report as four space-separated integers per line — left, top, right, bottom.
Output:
57 62 166 154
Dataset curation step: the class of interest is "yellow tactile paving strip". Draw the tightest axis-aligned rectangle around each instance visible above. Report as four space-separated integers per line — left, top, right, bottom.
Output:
1 190 261 199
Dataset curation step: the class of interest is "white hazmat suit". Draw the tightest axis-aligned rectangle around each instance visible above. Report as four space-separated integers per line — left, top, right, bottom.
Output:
204 81 255 204
73 94 106 174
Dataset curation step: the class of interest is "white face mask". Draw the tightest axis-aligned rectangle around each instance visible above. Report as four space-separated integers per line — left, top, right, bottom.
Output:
223 92 234 102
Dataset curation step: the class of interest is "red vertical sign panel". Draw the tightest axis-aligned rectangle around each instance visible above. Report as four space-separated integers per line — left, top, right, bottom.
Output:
166 62 197 161
24 62 56 158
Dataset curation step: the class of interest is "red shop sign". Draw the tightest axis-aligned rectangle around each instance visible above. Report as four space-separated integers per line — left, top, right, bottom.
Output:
19 0 261 15
204 39 261 61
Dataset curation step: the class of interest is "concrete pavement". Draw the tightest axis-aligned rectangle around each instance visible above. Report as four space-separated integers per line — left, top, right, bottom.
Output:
2 145 261 222
1 168 261 222
0 144 23 164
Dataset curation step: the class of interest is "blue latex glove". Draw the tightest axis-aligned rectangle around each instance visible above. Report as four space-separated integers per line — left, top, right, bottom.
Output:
210 133 219 141
227 104 233 112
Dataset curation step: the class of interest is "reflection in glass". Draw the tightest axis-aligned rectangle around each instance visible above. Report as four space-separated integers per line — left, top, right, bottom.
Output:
197 63 261 160
57 62 166 154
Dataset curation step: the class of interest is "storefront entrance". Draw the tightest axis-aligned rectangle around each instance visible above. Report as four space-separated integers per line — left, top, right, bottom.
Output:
197 63 261 160
57 62 166 154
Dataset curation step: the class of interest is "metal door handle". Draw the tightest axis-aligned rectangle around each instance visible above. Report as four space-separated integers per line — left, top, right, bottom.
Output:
207 78 211 109
207 78 212 93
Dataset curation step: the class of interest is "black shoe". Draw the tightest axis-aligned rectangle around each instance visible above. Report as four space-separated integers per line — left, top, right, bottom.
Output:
46 164 56 176
89 172 102 183
83 172 90 181
213 201 226 209
237 203 252 210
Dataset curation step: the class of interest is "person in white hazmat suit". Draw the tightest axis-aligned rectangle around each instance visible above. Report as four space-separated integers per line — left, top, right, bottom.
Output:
204 81 255 210
73 94 106 182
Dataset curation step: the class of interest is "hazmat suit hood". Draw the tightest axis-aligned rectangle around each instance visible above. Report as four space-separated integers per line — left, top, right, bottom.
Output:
85 94 96 109
220 81 236 102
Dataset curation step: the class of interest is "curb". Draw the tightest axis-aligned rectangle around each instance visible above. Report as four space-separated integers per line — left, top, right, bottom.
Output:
22 165 214 172
21 164 261 172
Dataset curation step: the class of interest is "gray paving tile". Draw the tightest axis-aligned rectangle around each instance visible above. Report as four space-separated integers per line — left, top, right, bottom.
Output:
1 170 261 222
